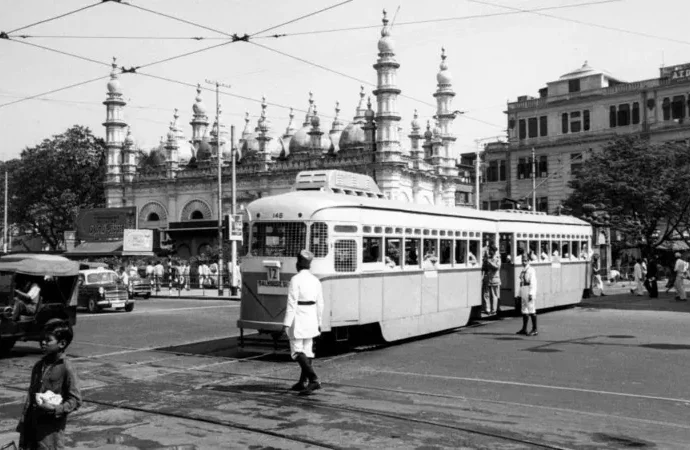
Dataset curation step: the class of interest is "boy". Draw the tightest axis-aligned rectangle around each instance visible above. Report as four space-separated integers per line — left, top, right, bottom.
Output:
17 320 82 449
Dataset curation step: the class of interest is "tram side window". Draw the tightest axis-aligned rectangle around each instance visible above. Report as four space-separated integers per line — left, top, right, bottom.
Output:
540 241 551 261
404 238 420 267
561 241 571 259
551 241 561 258
529 241 539 261
468 240 480 267
454 240 467 266
516 240 528 261
385 238 401 268
251 222 306 257
310 222 329 258
439 239 452 265
334 239 357 272
581 241 589 260
362 237 382 263
571 241 580 259
423 239 438 261
499 233 513 264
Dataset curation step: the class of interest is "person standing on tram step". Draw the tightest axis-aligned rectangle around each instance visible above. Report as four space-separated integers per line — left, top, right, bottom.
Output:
630 258 644 296
516 254 538 336
283 250 324 396
673 252 687 301
645 256 659 298
591 254 606 296
481 244 501 316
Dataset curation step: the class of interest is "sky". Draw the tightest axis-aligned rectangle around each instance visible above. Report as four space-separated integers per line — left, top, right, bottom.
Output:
1 0 690 161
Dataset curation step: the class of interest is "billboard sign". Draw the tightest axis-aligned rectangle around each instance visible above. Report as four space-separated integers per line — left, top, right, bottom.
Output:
123 229 153 252
660 63 690 84
76 207 136 241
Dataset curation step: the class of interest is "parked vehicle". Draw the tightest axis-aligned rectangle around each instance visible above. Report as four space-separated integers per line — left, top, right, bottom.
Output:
0 253 79 355
128 276 152 299
78 267 134 313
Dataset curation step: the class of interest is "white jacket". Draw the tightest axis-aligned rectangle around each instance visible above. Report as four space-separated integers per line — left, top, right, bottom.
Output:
283 269 324 339
518 265 537 299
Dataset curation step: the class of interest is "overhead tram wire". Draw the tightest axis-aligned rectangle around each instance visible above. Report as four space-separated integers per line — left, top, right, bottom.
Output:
248 41 503 129
5 38 112 68
5 1 104 34
0 75 109 109
251 0 621 39
10 35 231 41
249 0 353 38
467 0 690 47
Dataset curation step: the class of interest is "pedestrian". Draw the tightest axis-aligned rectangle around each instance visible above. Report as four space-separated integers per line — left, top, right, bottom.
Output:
645 256 659 298
673 252 687 301
209 261 219 287
282 250 324 396
154 261 164 292
630 258 644 296
17 320 81 449
198 262 209 288
591 254 606 296
181 262 190 291
516 254 538 336
145 261 154 282
481 244 501 315
228 259 242 297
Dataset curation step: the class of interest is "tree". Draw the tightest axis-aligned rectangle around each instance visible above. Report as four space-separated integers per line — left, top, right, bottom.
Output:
7 125 107 250
564 136 690 255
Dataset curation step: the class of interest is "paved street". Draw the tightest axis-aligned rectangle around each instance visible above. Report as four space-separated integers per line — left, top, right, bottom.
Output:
1 290 690 449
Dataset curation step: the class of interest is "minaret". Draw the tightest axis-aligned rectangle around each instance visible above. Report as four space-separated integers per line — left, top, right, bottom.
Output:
329 103 345 154
353 86 367 122
256 96 273 162
241 111 251 140
122 127 137 183
433 48 458 176
362 97 376 153
284 108 297 140
210 103 227 160
165 121 179 178
103 57 127 207
409 110 423 160
190 84 209 146
302 92 315 126
308 104 324 156
422 120 433 161
373 9 402 158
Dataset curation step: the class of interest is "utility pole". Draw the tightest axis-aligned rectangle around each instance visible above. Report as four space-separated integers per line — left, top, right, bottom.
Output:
474 140 481 210
531 147 537 211
230 125 238 297
3 168 7 254
205 79 231 296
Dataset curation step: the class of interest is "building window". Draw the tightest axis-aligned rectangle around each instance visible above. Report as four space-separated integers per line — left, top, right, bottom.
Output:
490 200 499 211
539 115 548 137
538 155 548 178
609 105 617 128
583 110 590 131
519 119 526 139
617 104 630 126
482 201 489 211
672 95 686 120
571 153 583 176
570 111 581 133
561 113 568 134
632 102 640 124
455 191 469 205
568 79 580 93
537 197 548 213
528 117 538 138
487 160 498 182
662 98 671 121
499 160 506 181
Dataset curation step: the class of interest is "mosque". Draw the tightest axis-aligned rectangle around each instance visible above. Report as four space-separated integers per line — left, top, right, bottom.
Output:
102 11 475 258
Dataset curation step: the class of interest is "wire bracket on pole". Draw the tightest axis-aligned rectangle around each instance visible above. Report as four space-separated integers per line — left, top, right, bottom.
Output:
121 66 138 74
0 32 9 40
231 33 250 42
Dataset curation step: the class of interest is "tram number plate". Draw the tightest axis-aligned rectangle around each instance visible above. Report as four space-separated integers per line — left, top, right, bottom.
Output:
266 267 280 281
257 280 289 295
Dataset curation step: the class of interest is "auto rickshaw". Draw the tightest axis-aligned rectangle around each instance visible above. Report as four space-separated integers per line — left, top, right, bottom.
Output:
0 253 79 355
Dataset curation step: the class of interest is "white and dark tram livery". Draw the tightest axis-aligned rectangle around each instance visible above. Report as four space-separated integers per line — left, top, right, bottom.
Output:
237 170 593 347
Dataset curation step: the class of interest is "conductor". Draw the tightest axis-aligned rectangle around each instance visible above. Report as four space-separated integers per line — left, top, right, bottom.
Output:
282 250 324 396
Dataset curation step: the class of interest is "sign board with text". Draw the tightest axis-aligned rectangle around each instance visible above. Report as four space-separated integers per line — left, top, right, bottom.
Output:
660 63 690 84
76 207 137 241
123 229 153 252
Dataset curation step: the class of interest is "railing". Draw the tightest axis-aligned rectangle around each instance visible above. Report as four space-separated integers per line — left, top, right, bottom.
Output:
125 274 242 298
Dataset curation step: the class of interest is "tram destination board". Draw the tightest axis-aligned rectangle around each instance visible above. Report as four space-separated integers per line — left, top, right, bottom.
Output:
257 279 289 295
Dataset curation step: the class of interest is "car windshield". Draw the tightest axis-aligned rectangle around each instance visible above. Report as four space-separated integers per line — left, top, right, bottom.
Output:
86 272 118 284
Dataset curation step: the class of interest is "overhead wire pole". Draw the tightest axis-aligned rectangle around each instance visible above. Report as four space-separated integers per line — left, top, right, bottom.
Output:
230 125 238 298
531 147 537 211
206 79 231 296
3 167 7 254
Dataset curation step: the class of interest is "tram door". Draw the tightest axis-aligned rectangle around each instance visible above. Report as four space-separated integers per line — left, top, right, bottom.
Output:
498 233 516 308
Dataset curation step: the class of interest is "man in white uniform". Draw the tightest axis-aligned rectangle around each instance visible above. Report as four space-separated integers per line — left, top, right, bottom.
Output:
282 250 324 396
516 255 538 336
630 258 644 296
674 252 687 301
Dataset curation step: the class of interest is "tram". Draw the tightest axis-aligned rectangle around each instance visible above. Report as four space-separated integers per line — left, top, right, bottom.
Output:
237 170 593 348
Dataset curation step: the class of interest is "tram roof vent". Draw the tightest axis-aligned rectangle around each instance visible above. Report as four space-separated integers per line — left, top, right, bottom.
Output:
294 170 385 198
502 209 547 216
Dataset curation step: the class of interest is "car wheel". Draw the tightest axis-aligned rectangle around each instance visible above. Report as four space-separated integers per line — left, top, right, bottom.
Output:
87 298 100 314
143 293 151 299
124 303 134 312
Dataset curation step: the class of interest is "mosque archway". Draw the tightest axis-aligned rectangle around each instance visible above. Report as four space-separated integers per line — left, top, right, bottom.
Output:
180 199 212 221
139 201 168 225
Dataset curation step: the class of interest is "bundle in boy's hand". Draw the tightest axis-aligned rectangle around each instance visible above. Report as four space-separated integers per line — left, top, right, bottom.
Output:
35 390 62 407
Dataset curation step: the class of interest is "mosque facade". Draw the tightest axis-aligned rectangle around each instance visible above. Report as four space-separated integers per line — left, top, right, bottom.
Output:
102 12 474 258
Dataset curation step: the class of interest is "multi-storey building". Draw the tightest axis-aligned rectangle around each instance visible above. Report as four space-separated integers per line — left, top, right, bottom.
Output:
102 12 474 259
478 61 690 213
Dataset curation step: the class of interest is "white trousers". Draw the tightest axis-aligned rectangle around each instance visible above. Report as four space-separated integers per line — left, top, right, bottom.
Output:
290 338 314 359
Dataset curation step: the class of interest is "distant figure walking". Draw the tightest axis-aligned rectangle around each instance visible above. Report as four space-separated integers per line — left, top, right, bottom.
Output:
283 250 324 396
645 256 659 298
516 254 538 336
591 254 606 296
673 252 687 301
630 258 644 296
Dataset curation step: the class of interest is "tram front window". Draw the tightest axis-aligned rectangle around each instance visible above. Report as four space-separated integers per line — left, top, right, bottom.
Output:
250 222 306 257
363 237 382 263
468 240 480 267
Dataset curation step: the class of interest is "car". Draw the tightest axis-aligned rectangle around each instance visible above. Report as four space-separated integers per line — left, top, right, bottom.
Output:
77 267 134 313
128 276 152 299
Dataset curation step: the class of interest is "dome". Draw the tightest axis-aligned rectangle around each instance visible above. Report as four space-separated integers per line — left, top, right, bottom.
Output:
410 110 421 132
288 125 312 155
436 48 452 85
124 128 134 146
240 130 284 160
338 121 366 151
107 78 121 95
196 139 213 160
377 10 394 54
240 130 260 158
558 61 619 81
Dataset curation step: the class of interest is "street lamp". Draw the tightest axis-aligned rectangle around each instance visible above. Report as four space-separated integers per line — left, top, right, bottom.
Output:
205 79 231 296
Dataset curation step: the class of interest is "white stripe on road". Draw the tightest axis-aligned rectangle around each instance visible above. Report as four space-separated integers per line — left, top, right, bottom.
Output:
367 369 690 404
77 304 239 318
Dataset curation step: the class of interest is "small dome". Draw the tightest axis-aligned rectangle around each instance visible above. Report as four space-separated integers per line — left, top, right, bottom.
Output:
192 85 207 116
338 121 366 151
196 139 213 160
436 48 452 85
107 58 121 95
288 125 312 155
424 121 433 140
124 128 134 146
377 10 395 54
411 110 421 131
311 114 320 128
240 130 260 158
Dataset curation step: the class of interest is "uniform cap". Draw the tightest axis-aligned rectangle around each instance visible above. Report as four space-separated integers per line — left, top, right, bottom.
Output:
675 252 681 257
299 249 314 262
